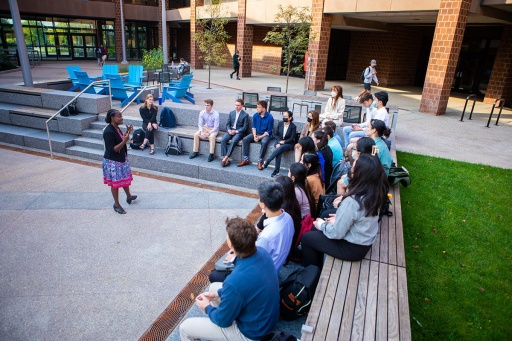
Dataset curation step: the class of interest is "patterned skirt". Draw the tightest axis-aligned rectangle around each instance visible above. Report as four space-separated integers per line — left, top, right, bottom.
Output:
102 158 133 189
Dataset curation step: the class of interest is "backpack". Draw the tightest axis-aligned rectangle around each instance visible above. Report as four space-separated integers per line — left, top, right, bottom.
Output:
261 331 297 341
165 133 182 156
388 166 410 187
279 265 321 320
159 107 176 128
379 195 393 222
361 66 370 83
288 214 314 263
129 128 145 150
61 99 78 117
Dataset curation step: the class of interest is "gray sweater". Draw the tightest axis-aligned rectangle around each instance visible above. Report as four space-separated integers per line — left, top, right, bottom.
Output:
319 196 378 246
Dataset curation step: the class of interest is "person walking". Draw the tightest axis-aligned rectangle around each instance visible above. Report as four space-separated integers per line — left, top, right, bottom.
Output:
95 45 103 67
230 50 241 80
102 109 137 214
356 59 379 100
101 45 108 66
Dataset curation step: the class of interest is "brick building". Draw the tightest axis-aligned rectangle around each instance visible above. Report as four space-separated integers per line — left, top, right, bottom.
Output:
1 0 511 115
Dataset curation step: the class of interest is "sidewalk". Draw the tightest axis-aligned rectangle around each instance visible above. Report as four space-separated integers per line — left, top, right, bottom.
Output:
1 60 510 168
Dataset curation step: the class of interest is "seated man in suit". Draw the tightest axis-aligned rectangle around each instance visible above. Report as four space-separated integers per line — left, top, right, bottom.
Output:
220 99 249 167
238 100 274 169
261 110 297 177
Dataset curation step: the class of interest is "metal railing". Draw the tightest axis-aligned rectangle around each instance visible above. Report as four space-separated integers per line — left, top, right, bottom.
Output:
486 99 505 128
120 84 160 113
46 79 111 159
460 94 477 122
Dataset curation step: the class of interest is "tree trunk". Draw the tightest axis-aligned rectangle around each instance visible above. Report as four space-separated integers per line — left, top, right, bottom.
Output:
285 61 292 93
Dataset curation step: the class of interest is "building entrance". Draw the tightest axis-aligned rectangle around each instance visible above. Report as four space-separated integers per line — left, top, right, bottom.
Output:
71 34 96 59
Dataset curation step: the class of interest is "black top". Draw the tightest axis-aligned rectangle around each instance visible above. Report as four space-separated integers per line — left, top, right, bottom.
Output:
273 121 297 145
103 124 127 162
139 106 158 126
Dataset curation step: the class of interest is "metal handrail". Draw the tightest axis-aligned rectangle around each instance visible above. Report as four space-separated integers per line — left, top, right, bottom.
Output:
120 84 160 113
46 79 111 159
460 94 477 121
486 98 505 128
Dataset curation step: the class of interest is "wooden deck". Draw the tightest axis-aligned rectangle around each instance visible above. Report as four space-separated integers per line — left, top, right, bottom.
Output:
301 173 411 341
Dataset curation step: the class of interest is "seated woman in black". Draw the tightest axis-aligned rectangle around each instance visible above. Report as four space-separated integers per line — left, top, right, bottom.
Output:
262 110 297 177
311 129 333 185
301 154 389 266
139 94 158 155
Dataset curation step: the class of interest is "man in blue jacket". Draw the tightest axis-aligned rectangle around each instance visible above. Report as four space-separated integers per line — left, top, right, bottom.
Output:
238 100 274 170
179 217 280 341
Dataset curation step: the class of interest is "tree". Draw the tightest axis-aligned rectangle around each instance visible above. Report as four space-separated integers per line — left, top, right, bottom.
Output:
193 1 230 89
263 5 314 93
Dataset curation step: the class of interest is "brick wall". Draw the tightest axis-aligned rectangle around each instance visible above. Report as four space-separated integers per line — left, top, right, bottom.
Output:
178 23 191 63
346 26 423 87
484 26 512 106
190 0 204 69
236 0 253 78
252 26 282 75
307 0 331 91
114 1 122 62
420 0 472 115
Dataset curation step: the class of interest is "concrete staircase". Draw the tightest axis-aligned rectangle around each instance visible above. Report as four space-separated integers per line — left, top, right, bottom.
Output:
0 86 293 190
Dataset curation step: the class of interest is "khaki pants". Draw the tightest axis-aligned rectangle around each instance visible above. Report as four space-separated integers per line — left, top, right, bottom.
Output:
193 125 218 154
179 283 255 341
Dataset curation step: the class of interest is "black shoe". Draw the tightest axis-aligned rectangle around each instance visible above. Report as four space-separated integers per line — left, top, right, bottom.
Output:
230 73 233 79
189 152 199 159
126 195 137 205
262 160 269 169
271 170 280 178
113 205 126 214
236 77 241 80
208 153 215 162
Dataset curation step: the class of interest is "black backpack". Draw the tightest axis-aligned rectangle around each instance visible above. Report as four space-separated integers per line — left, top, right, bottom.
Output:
165 133 182 156
159 107 176 128
360 66 370 83
129 128 145 150
279 265 321 321
261 331 297 341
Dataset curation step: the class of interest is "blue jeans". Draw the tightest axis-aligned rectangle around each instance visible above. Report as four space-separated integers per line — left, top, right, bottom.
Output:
242 134 271 162
342 126 365 148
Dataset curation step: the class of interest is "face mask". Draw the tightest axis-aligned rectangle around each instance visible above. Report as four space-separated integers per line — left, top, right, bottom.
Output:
283 117 289 122
307 117 312 123
352 150 358 160
331 91 337 97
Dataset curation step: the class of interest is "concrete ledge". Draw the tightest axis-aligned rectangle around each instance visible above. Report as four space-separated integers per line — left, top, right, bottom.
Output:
0 123 76 154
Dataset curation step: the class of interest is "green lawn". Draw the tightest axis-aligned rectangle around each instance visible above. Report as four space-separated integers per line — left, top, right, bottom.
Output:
397 152 512 340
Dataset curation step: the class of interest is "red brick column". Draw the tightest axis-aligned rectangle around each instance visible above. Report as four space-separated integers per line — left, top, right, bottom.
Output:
306 0 331 91
484 26 512 105
419 0 472 115
114 0 123 62
190 0 204 69
237 0 253 78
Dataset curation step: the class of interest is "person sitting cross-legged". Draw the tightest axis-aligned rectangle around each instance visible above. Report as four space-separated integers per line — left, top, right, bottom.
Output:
261 110 297 177
189 99 220 162
238 100 274 169
220 99 249 167
179 217 280 341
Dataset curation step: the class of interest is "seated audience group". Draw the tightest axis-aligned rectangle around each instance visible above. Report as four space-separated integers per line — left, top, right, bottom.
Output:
179 90 395 340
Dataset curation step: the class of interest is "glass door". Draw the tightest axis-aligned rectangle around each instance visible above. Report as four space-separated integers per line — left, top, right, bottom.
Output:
57 34 70 58
84 35 95 59
71 34 84 58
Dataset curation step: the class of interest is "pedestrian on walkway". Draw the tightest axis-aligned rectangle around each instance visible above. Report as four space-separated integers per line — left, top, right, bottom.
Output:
100 45 108 66
95 45 103 67
102 109 137 214
230 50 241 80
356 59 379 100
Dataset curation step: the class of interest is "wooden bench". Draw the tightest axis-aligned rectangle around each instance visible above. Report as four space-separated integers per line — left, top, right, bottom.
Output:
301 159 411 340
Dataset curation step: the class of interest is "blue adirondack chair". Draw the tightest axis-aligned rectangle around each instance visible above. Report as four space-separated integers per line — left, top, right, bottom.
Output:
66 65 81 91
124 65 145 88
104 73 141 107
73 70 108 95
162 73 195 104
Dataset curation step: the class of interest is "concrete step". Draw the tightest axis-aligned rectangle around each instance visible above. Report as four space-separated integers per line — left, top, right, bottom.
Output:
82 128 104 139
0 123 77 153
65 144 276 189
73 136 104 150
